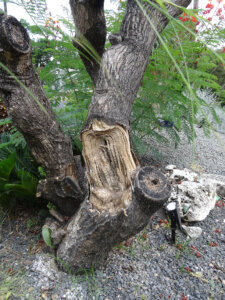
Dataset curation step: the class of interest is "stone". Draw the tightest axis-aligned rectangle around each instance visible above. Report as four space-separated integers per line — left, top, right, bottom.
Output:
165 165 176 171
199 174 225 197
43 217 66 246
31 255 62 281
51 228 66 246
182 225 202 239
167 167 225 222
170 168 199 182
177 180 217 221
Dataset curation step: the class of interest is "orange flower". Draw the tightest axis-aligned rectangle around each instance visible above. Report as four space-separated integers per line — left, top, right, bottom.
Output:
191 16 197 22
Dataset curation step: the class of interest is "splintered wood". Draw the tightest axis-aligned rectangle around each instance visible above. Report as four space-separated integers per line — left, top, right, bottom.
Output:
82 120 137 214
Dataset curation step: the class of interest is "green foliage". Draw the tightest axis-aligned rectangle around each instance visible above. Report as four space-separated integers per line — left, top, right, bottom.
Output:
131 11 225 156
11 0 48 25
0 132 40 209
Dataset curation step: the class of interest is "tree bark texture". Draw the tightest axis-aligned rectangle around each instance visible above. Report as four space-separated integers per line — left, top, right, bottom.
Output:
70 0 106 85
0 0 191 272
56 0 191 271
193 0 199 9
0 13 85 215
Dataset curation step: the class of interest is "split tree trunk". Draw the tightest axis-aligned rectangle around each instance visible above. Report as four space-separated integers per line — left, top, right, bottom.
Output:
0 0 191 272
57 0 191 271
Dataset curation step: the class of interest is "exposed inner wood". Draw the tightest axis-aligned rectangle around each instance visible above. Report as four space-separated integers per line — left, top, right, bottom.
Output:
144 175 162 191
82 120 137 214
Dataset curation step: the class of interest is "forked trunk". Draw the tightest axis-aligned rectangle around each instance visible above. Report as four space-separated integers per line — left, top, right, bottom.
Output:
0 0 191 272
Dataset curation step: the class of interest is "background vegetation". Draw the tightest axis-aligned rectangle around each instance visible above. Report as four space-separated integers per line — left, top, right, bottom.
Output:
0 0 225 209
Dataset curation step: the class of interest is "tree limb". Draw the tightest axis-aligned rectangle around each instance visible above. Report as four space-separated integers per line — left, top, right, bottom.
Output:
70 0 106 85
0 14 85 215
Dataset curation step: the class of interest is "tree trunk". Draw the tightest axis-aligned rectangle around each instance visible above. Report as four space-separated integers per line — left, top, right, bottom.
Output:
193 0 199 9
57 0 191 272
0 13 85 215
0 0 191 272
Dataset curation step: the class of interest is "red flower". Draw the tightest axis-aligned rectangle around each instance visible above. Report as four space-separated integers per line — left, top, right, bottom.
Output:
177 243 182 250
142 233 147 240
8 268 14 274
216 200 225 207
37 240 45 246
209 241 218 247
195 251 202 258
124 241 130 247
203 10 211 15
215 229 221 233
184 267 192 273
217 8 222 16
206 3 214 9
159 219 168 225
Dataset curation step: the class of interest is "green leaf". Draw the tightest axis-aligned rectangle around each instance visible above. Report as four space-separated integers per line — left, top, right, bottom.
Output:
0 152 15 181
42 225 53 248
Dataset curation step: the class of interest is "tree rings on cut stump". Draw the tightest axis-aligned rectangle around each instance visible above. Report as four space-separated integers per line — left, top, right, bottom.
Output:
134 166 171 213
2 16 30 54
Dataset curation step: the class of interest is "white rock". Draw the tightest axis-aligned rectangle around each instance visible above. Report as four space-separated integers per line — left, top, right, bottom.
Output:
177 180 217 221
199 174 225 197
182 225 202 239
31 255 62 281
170 168 199 182
168 167 225 222
165 164 176 171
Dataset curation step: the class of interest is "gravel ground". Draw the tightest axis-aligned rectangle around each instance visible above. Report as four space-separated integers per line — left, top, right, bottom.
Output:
0 127 224 300
141 126 225 176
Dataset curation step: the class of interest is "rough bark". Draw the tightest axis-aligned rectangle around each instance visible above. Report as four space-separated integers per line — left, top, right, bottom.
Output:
55 0 191 272
0 0 191 272
0 13 85 215
70 0 106 85
193 0 199 9
57 167 171 272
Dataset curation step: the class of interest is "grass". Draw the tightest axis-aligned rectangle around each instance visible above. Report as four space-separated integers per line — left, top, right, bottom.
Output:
0 267 30 300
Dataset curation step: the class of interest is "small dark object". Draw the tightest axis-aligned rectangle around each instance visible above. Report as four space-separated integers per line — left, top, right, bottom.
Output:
166 202 182 243
158 119 174 128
